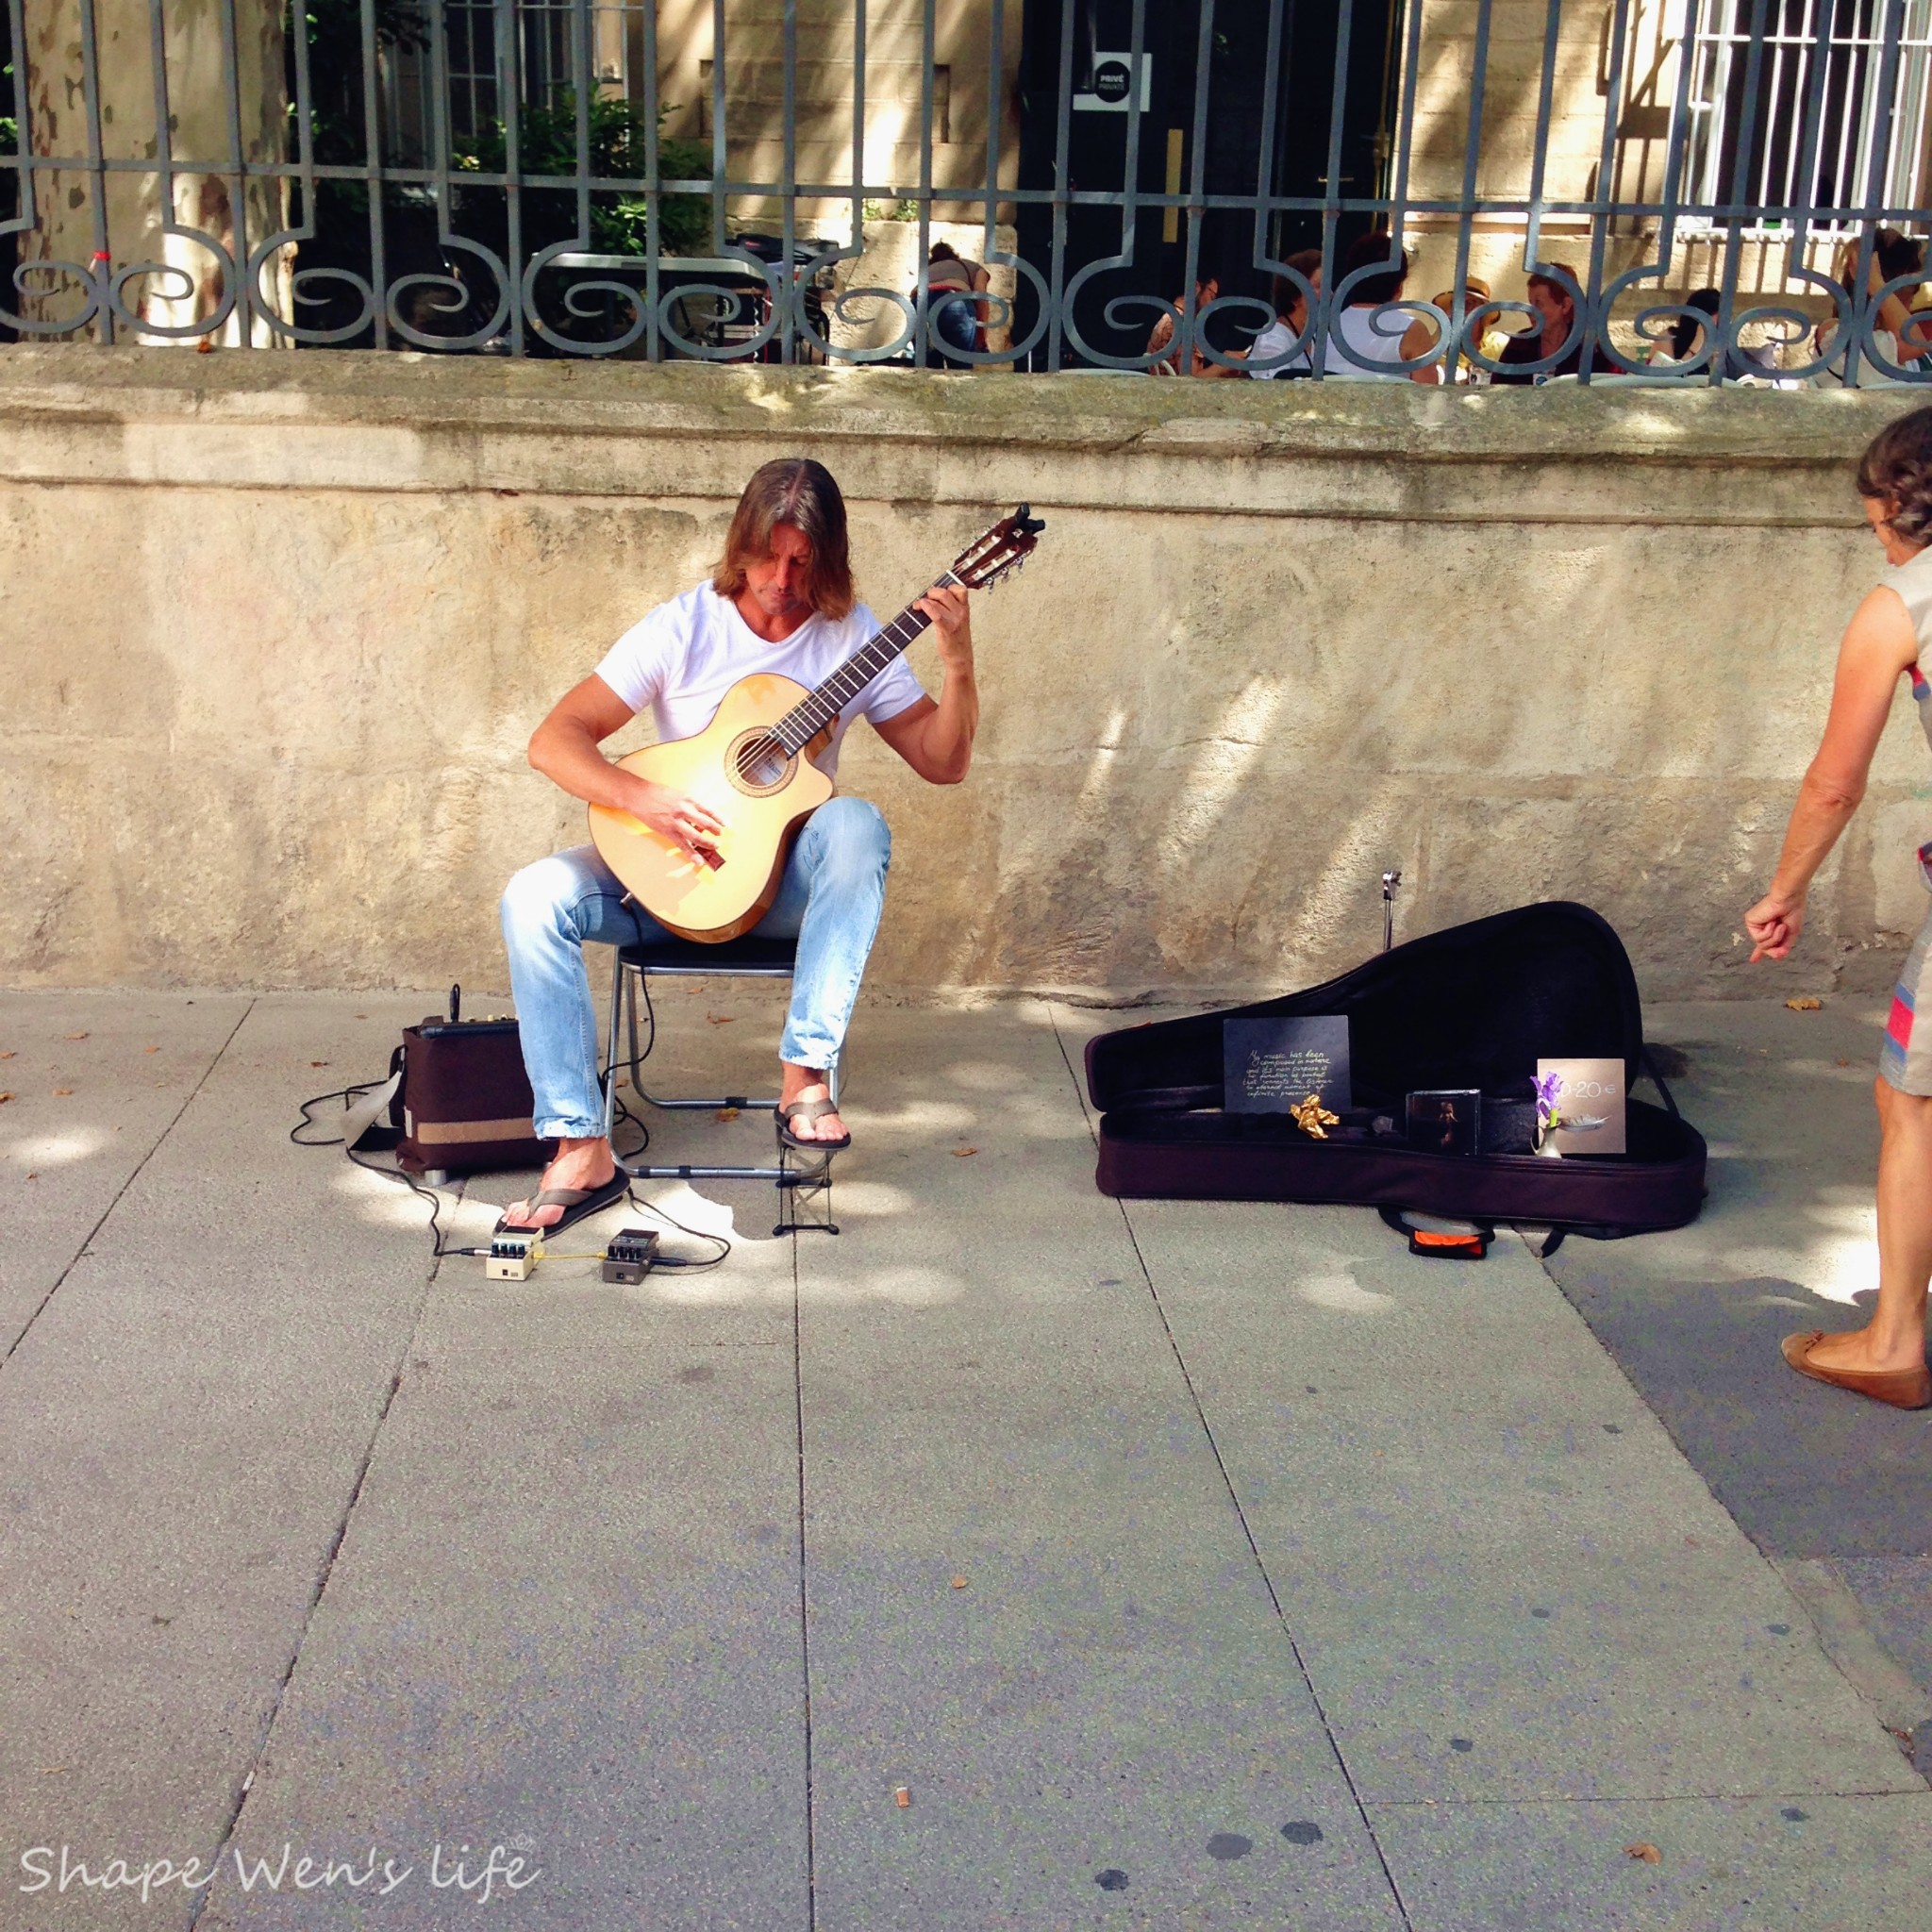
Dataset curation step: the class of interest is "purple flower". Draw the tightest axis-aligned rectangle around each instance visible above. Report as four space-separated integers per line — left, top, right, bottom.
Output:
1533 1070 1564 1126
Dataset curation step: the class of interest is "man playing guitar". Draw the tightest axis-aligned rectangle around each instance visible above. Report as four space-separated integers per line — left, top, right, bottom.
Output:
497 458 977 1234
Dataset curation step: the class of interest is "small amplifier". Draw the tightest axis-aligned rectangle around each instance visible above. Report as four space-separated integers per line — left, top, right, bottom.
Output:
602 1227 660 1284
392 986 555 1179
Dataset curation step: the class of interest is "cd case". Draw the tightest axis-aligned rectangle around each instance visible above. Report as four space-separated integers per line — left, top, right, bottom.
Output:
1406 1089 1482 1156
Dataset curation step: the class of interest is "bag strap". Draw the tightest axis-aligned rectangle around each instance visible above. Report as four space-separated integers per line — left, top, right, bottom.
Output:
1378 1205 1494 1259
339 1060 404 1155
1641 1045 1681 1120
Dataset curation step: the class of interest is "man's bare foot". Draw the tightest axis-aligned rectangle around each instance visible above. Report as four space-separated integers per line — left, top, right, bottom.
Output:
1802 1324 1928 1376
503 1135 618 1231
779 1065 846 1143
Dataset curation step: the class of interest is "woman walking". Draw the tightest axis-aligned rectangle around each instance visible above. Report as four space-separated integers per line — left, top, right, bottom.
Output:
1746 407 1932 1408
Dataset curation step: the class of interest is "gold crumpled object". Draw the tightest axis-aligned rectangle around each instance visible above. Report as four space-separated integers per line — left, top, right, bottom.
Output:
1290 1093 1340 1139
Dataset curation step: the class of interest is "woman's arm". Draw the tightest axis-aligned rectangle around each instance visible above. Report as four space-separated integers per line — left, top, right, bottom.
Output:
1398 311 1444 383
1745 585 1921 958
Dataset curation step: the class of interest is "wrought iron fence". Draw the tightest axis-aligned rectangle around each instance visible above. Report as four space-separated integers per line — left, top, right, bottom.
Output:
5 0 1932 382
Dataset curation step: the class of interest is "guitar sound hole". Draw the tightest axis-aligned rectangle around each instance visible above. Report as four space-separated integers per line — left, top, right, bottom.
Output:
731 733 792 794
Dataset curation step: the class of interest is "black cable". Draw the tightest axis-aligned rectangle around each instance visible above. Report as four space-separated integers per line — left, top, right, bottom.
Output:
609 1091 732 1271
289 1079 388 1147
638 970 658 1074
623 1182 732 1271
611 1083 651 1162
291 1082 487 1258
294 1014 733 1272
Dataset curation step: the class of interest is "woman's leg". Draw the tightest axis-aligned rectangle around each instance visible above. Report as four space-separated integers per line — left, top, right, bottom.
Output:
932 292 976 363
1805 1078 1932 1374
1874 1082 1932 1362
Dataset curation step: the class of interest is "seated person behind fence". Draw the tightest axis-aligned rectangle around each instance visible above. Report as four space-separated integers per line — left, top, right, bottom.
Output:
1644 287 1779 380
1491 264 1610 382
1144 274 1246 376
1396 278 1511 384
496 458 979 1233
1812 230 1932 385
1323 231 1431 382
1246 250 1323 379
926 242 991 362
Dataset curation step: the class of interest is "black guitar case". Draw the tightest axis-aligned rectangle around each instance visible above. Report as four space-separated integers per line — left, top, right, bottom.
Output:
1084 901 1706 1241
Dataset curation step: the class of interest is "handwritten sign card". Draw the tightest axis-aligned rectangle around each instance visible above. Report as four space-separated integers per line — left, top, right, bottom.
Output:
1224 1017 1351 1115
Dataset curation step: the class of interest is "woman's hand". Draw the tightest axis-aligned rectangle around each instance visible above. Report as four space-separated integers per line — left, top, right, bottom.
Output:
1745 890 1806 962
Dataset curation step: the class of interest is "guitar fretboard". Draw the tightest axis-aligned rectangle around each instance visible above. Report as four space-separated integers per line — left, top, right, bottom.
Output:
769 572 962 753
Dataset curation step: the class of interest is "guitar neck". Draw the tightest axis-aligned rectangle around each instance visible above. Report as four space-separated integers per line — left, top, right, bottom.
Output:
771 572 961 752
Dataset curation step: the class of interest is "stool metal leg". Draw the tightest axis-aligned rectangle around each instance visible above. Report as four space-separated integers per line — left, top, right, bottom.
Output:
601 946 625 1145
630 960 782 1111
607 955 793 1188
605 953 840 1224
773 1140 839 1236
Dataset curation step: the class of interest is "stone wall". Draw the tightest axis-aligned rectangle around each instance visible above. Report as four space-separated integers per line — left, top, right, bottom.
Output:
1 343 1926 1002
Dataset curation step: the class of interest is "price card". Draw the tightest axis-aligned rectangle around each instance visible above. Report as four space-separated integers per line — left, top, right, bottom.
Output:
1536 1057 1626 1155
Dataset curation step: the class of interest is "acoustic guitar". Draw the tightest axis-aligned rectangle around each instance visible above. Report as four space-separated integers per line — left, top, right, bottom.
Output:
589 505 1045 942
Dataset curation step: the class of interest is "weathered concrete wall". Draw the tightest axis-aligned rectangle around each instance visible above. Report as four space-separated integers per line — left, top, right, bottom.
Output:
1 345 1926 1001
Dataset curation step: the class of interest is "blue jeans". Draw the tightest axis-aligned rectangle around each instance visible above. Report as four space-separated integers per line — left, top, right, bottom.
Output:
932 291 979 361
499 796 891 1141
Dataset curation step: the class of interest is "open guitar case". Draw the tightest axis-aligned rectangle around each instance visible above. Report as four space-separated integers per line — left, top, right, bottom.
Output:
1084 901 1707 1253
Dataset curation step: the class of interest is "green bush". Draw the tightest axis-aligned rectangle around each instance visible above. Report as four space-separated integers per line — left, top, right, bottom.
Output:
455 92 711 258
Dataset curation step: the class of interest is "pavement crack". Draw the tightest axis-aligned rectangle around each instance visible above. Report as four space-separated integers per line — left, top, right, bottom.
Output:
791 1223 818 1931
1051 1005 1415 1926
2 997 256 1373
185 1178 461 1929
1044 1003 1102 1149
1108 1193 1418 1928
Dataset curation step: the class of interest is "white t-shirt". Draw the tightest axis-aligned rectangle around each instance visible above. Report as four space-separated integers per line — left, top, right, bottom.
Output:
1809 322 1909 387
593 582 928 779
1247 317 1310 378
1322 304 1411 379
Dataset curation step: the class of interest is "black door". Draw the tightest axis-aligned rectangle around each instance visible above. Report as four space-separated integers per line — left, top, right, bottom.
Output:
1013 0 1404 368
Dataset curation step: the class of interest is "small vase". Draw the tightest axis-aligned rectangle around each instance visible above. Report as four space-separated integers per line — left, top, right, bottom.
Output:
1534 1136 1563 1158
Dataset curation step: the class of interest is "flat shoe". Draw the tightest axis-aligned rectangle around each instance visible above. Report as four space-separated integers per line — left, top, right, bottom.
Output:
494 1171 628 1238
1780 1331 1932 1410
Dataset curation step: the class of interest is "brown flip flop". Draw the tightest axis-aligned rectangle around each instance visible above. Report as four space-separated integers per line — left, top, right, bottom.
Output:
775 1093 851 1154
494 1171 628 1238
1780 1331 1932 1410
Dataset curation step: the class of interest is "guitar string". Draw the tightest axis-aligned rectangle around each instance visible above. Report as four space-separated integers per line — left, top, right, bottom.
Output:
743 566 970 767
775 573 959 752
740 534 1018 771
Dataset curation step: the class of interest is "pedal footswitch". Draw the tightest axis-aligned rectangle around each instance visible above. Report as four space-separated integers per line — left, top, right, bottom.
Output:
486 1232 539 1281
602 1227 660 1284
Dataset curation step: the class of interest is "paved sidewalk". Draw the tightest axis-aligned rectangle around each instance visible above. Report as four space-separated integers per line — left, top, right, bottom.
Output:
0 985 1927 1931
